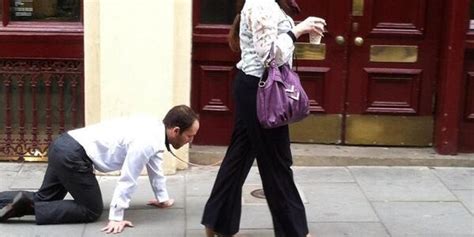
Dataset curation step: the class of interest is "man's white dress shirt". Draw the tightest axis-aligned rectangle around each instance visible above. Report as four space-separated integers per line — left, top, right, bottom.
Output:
68 116 169 221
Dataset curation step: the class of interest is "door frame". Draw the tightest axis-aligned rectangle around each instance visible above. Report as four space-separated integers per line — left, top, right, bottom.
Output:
434 0 470 154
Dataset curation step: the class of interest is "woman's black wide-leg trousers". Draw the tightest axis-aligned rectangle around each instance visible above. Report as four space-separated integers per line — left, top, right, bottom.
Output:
201 70 309 237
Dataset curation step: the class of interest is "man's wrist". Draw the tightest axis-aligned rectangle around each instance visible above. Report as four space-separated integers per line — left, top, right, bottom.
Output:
109 207 124 221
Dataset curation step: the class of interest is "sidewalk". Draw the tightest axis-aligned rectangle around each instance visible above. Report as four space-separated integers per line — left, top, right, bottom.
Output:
190 144 474 167
0 162 473 237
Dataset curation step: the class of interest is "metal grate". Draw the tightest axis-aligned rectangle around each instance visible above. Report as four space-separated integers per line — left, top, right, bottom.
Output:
250 188 266 199
0 59 84 161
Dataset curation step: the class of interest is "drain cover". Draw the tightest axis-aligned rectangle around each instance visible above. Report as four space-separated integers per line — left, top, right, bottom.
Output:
250 188 266 199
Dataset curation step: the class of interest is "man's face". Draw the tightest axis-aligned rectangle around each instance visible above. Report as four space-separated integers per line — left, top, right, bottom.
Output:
169 120 199 149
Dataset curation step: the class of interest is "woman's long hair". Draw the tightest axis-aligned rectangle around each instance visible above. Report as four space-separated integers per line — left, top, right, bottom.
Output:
228 0 293 52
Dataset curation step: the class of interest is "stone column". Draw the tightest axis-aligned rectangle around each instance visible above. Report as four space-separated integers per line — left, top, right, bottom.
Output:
84 0 192 174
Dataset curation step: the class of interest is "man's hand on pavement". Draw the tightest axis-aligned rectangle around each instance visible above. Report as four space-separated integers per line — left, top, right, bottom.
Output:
101 220 134 234
147 198 175 208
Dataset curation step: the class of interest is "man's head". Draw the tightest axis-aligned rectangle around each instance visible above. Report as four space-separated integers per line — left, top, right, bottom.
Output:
163 105 199 149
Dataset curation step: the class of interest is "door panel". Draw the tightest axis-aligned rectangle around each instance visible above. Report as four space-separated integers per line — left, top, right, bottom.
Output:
360 68 422 114
344 0 442 145
192 41 237 145
191 0 239 145
367 0 427 36
289 0 350 143
460 53 474 152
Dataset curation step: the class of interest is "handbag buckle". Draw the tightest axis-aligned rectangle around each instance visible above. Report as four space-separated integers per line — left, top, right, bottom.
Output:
258 80 266 87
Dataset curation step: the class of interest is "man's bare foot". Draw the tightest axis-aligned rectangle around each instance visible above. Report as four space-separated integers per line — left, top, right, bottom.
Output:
147 198 175 208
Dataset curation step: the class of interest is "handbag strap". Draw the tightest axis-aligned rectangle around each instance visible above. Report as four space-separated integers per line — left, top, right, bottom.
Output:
263 43 276 68
259 43 276 87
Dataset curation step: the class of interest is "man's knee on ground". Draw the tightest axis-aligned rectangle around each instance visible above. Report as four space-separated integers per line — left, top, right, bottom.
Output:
86 203 103 222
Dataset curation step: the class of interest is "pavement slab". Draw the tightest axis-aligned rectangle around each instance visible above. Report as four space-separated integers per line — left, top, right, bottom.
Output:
0 217 85 237
293 167 355 183
373 201 474 237
433 167 474 190
308 222 390 237
98 175 185 210
452 190 474 214
185 196 207 230
350 166 457 201
240 205 274 229
0 162 22 172
185 167 218 197
187 229 276 237
302 183 379 222
83 209 185 237
9 164 47 190
243 167 264 184
0 171 19 190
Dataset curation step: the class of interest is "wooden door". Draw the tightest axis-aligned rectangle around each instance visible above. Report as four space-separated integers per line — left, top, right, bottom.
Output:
459 2 474 153
343 0 443 146
192 0 443 146
292 0 443 146
288 0 351 144
191 0 239 145
461 50 474 152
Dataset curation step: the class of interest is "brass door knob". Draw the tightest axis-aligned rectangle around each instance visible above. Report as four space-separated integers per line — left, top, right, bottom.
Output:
335 36 345 45
354 37 364 46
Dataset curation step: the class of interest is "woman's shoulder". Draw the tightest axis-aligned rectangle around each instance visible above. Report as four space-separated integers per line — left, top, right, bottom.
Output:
243 0 279 11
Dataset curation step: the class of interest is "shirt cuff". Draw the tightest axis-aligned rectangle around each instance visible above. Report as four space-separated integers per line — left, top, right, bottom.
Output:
286 31 297 42
109 206 124 221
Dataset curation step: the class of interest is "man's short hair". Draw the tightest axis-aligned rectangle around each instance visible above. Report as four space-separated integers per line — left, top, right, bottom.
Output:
163 105 199 134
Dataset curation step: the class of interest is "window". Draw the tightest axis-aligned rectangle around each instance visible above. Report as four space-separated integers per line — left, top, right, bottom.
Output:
1 0 82 30
200 0 236 24
9 0 80 22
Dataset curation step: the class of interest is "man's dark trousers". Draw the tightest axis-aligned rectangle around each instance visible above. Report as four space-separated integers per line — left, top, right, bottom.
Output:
32 133 103 224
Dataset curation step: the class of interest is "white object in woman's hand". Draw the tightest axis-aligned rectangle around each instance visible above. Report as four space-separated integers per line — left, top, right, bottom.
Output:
292 16 326 39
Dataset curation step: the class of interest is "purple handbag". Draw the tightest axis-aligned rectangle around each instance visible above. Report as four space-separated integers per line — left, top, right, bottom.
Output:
257 45 310 128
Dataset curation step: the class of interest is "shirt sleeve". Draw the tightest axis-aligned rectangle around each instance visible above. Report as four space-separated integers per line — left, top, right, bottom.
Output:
248 3 295 67
146 151 169 202
108 141 150 221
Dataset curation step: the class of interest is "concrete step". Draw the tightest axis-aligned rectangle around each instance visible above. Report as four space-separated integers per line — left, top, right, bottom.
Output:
189 144 474 167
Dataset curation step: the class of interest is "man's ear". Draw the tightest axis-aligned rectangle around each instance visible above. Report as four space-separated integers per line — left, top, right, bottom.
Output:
172 126 180 135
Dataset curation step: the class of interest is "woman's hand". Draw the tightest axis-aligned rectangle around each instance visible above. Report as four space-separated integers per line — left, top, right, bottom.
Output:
101 220 134 234
292 16 326 39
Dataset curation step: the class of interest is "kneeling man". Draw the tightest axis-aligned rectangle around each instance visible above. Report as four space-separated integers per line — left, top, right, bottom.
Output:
0 105 199 234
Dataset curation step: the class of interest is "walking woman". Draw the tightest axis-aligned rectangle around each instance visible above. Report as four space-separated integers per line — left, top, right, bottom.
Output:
201 0 325 236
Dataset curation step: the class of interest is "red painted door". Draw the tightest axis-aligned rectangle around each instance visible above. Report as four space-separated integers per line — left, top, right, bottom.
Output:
341 0 443 145
461 50 474 153
191 0 239 145
192 0 443 146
